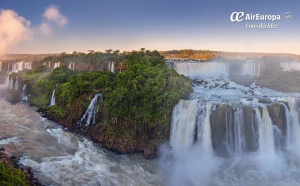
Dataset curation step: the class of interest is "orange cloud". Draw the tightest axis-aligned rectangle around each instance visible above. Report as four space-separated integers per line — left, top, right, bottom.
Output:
0 9 32 54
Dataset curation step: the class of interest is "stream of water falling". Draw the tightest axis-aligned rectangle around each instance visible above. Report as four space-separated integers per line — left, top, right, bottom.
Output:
3 60 300 185
159 61 300 186
0 99 159 185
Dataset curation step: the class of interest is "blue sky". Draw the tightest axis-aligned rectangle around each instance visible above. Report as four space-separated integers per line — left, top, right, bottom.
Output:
1 0 299 54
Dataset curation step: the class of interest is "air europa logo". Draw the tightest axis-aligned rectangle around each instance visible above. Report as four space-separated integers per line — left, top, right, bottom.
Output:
230 12 281 22
230 12 244 22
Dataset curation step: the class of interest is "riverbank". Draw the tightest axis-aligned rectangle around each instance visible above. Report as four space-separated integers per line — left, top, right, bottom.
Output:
0 98 160 185
0 50 192 159
0 148 42 186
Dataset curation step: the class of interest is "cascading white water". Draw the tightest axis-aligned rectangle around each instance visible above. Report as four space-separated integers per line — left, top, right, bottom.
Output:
196 102 213 155
0 61 32 90
0 61 2 71
79 94 102 126
9 77 13 89
50 89 56 106
0 99 158 185
173 61 229 78
14 78 18 90
225 107 246 156
170 99 199 153
48 61 51 68
2 77 10 89
22 84 28 101
167 100 217 186
69 62 75 70
170 99 214 155
162 59 300 185
284 97 300 154
12 61 32 72
110 62 115 73
241 61 261 76
53 62 61 69
255 106 276 155
280 62 300 71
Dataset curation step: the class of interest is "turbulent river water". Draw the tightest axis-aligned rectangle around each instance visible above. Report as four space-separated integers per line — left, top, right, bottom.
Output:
158 60 300 186
0 99 159 185
2 60 300 185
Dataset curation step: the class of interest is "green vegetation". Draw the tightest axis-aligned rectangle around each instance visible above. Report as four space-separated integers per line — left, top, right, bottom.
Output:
0 162 27 186
41 50 125 67
104 51 192 136
12 50 192 154
162 49 216 60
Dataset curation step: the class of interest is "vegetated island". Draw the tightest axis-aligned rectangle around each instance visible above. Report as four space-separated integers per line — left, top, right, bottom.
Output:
1 50 192 158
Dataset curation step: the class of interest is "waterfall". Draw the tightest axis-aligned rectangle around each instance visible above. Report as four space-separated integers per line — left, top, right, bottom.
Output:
0 61 2 71
255 107 276 155
280 62 300 71
110 62 115 73
21 84 28 101
284 97 300 154
50 90 56 106
48 61 51 68
14 78 18 90
12 61 32 72
79 94 103 126
225 107 246 156
54 62 61 69
9 77 13 89
170 99 285 157
173 61 229 78
69 62 75 70
170 100 213 155
1 77 10 89
170 99 199 153
196 102 213 155
241 61 261 76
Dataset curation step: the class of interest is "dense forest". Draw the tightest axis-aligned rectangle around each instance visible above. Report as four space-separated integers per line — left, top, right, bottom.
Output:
6 50 192 158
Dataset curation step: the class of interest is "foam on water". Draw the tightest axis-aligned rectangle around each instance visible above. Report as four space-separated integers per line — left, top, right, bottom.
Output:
0 99 159 185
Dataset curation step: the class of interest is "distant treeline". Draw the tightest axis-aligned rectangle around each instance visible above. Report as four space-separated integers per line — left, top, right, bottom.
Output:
41 50 125 65
2 49 299 62
161 49 300 60
161 49 216 60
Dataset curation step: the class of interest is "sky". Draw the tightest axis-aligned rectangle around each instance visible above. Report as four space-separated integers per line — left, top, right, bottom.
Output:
0 0 300 54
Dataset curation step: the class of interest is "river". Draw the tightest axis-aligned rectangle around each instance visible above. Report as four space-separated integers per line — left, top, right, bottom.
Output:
0 99 160 185
2 59 300 186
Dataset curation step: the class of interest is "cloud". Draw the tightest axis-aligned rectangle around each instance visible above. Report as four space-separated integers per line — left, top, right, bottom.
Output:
43 5 68 26
38 23 52 35
0 9 32 54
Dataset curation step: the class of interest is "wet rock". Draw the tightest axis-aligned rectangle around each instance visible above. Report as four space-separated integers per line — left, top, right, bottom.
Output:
210 105 231 157
258 98 272 104
267 102 287 146
210 105 259 157
144 147 156 159
243 107 259 152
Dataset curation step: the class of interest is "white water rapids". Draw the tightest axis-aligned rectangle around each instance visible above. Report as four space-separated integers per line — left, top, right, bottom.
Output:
0 99 159 185
159 60 300 186
2 59 300 185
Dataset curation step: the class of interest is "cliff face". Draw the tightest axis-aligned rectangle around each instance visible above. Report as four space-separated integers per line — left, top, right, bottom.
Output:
210 102 287 157
38 92 172 159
